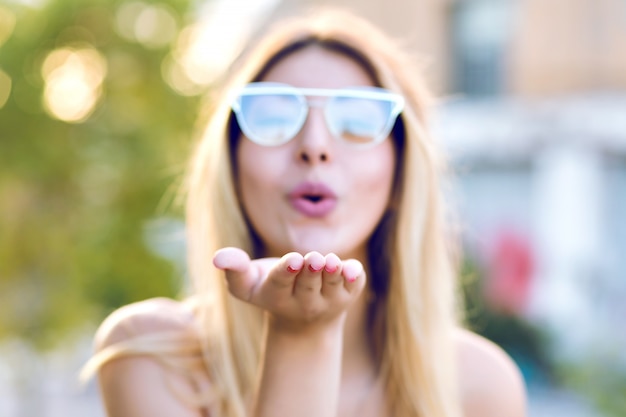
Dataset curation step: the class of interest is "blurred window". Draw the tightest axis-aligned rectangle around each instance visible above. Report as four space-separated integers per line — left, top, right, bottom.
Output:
451 0 516 96
607 156 626 279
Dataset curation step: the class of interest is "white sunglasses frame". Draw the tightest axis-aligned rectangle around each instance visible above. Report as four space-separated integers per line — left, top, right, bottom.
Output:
231 82 405 147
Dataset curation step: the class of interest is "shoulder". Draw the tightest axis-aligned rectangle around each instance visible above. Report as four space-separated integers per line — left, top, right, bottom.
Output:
92 298 207 417
454 328 527 417
94 297 198 351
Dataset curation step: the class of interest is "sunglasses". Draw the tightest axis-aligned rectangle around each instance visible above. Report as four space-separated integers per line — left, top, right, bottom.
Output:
231 82 404 147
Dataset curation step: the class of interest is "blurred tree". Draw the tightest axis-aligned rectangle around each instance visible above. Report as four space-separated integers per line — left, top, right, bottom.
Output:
0 0 201 352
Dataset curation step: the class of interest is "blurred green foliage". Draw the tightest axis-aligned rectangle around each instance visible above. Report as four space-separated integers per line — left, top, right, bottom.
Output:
460 260 555 383
0 0 200 350
559 358 626 417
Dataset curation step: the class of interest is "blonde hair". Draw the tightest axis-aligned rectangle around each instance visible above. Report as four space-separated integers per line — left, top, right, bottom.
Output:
86 8 462 417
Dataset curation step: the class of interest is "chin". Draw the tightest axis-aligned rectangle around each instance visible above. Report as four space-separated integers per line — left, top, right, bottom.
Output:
262 226 368 259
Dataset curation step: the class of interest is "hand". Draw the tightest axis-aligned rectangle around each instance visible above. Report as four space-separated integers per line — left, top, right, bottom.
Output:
213 248 366 330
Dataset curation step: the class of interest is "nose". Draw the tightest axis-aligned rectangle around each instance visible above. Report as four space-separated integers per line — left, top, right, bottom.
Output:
296 108 333 164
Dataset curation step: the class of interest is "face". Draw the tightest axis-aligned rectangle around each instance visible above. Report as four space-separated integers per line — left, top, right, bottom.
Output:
235 46 397 260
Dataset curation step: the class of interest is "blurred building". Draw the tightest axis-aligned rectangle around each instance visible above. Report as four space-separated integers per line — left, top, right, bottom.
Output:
264 0 626 95
263 0 626 366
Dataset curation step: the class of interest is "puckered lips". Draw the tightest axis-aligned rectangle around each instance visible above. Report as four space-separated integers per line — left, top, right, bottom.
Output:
288 181 338 218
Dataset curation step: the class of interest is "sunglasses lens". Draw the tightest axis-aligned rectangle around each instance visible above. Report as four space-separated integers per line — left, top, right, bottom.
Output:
237 93 304 146
326 95 397 144
234 83 402 146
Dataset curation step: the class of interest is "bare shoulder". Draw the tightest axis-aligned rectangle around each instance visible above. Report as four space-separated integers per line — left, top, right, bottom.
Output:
95 297 197 351
93 297 205 417
455 328 527 417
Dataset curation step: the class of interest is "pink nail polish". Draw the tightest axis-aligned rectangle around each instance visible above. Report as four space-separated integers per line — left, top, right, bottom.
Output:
287 265 299 273
308 264 322 273
324 265 337 274
346 275 357 283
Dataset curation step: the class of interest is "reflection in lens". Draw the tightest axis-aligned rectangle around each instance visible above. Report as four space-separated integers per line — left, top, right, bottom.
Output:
328 97 390 144
240 93 304 145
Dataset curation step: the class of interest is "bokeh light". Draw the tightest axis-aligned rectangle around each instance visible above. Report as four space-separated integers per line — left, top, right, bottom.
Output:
115 1 144 41
0 6 16 47
161 18 245 96
115 1 178 49
41 46 107 123
164 17 243 93
171 20 248 89
0 69 11 109
161 0 280 95
134 4 177 48
161 53 204 96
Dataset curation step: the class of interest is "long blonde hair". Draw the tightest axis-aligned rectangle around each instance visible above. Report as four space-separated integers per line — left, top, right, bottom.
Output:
186 8 461 417
86 8 462 417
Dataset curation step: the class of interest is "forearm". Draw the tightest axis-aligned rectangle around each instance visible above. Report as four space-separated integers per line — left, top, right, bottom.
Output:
253 319 345 417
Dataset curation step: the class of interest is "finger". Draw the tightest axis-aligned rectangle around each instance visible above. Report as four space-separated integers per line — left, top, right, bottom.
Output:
293 251 325 296
213 247 257 301
213 247 251 272
262 252 304 291
246 253 303 308
341 259 366 294
321 253 343 296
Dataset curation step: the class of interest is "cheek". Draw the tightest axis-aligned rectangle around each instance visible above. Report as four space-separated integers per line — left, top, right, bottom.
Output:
238 144 268 200
353 144 396 203
236 141 287 220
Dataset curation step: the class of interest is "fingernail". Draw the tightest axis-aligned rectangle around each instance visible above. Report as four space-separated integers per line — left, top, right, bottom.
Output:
346 275 357 283
287 265 299 273
308 264 322 273
324 265 337 274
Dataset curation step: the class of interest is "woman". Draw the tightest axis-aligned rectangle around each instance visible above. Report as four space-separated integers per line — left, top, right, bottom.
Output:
84 9 526 417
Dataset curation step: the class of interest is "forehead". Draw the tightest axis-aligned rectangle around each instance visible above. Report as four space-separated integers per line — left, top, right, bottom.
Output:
259 46 376 89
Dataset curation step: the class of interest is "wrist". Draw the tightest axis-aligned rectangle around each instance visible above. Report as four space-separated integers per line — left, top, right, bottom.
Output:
266 313 346 347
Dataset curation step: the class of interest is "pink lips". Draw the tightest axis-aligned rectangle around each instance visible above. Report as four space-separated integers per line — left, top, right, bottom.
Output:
288 182 337 218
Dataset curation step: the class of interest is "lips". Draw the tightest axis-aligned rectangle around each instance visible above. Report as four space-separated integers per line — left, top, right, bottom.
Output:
288 182 338 218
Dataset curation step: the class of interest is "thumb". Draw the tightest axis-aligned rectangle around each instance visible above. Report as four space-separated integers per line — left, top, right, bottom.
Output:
213 247 257 301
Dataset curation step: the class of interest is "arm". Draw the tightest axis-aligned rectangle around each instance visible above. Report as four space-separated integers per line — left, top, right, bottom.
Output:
213 248 366 417
255 317 345 417
94 298 205 417
456 329 527 417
